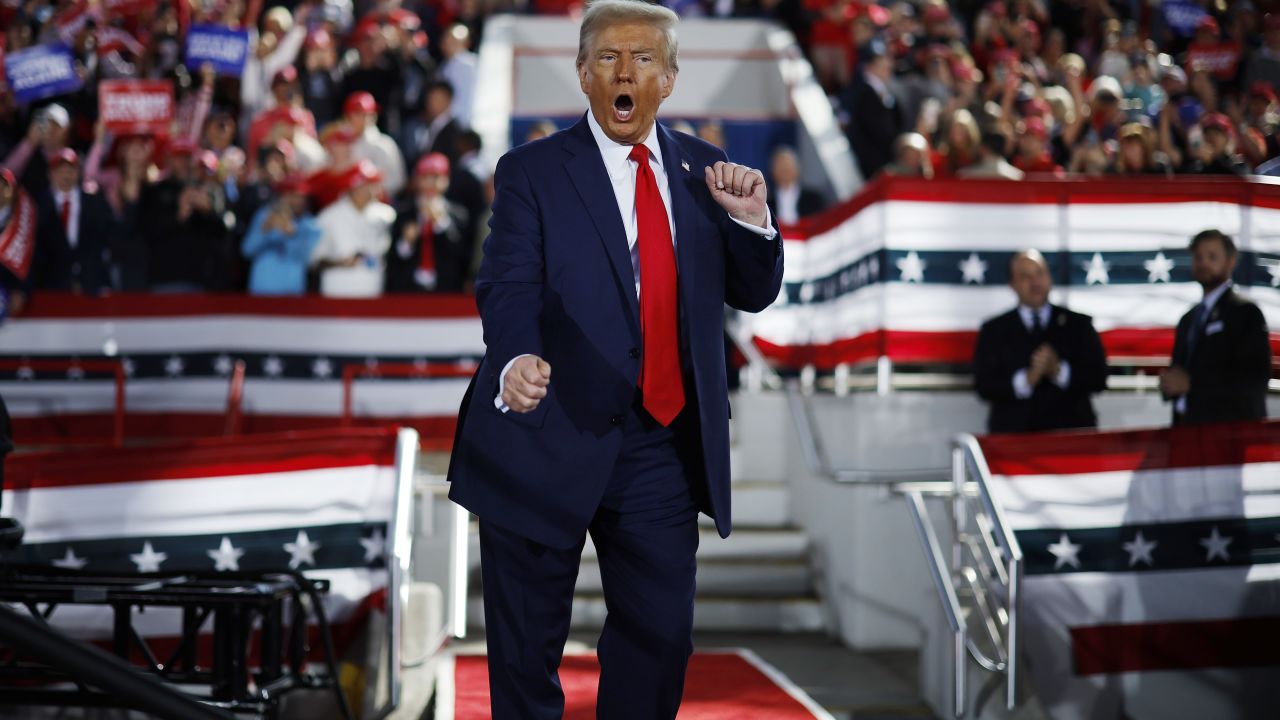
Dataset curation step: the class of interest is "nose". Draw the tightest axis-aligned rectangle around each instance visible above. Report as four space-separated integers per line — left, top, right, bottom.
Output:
616 56 634 82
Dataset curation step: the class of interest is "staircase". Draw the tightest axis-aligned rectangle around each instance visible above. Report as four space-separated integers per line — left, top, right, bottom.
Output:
452 420 827 634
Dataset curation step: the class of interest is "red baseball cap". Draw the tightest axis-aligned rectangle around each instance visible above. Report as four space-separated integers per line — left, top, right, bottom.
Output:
321 123 360 145
49 147 80 169
348 160 383 190
273 65 298 86
1022 116 1048 141
388 8 421 30
923 4 950 23
167 137 197 157
274 172 310 195
305 29 333 50
414 152 450 177
1250 80 1278 104
1197 15 1220 34
0 168 15 187
344 91 378 117
1200 112 1234 135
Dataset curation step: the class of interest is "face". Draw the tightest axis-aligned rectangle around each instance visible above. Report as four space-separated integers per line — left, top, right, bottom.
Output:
350 182 379 207
771 152 799 187
1018 133 1045 158
50 163 78 193
1120 137 1145 168
1204 126 1230 155
416 173 448 197
346 110 373 134
1009 254 1052 308
578 21 676 145
1191 237 1236 290
426 88 452 119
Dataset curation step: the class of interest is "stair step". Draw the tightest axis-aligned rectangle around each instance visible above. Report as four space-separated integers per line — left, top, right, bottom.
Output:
700 482 791 529
575 559 812 597
467 596 827 632
582 528 809 562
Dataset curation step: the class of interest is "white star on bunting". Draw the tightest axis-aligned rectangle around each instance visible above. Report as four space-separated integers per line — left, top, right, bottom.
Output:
164 355 185 377
312 357 334 379
1083 252 1110 285
130 542 168 573
1267 261 1280 288
263 355 285 378
207 536 245 571
16 366 34 381
66 366 85 381
1200 526 1233 562
896 251 926 283
1047 533 1082 570
1122 531 1157 567
360 529 386 563
213 354 234 376
121 357 136 377
798 283 815 303
958 252 988 284
1144 252 1174 283
52 547 88 570
284 530 321 569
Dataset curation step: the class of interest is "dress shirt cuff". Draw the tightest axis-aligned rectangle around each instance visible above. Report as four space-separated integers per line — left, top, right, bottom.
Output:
728 206 777 239
1053 360 1071 389
1012 369 1033 400
493 354 532 413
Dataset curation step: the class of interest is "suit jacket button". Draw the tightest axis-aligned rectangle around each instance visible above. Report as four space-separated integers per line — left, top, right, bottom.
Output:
628 347 640 359
610 415 623 426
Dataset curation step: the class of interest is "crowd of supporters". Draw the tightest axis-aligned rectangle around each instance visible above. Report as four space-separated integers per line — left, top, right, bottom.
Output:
0 0 1276 311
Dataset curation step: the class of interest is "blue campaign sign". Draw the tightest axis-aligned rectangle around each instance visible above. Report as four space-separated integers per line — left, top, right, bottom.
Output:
4 43 84 105
1163 0 1207 37
184 25 250 76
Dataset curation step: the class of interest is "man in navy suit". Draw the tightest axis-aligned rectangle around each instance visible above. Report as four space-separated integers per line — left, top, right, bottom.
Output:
447 1 784 716
1160 229 1271 425
32 148 116 295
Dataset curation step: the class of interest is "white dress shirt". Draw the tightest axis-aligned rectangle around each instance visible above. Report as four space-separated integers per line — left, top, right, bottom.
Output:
1175 281 1232 413
1012 304 1071 399
495 113 777 411
774 183 801 225
311 195 396 297
354 127 407 196
54 188 81 249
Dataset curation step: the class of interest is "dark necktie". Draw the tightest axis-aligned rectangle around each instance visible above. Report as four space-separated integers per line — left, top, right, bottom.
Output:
1184 304 1210 362
1029 310 1045 345
60 197 71 236
629 144 684 426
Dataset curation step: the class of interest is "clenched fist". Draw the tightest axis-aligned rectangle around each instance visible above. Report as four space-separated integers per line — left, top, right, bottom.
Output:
705 161 768 229
503 355 552 413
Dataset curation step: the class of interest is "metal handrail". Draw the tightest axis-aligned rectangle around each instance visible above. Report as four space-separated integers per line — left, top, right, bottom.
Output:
784 381 949 484
903 490 967 719
952 433 1023 714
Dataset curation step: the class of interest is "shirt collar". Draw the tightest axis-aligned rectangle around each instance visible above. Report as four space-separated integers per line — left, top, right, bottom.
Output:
586 110 663 180
1201 281 1232 312
1017 303 1051 328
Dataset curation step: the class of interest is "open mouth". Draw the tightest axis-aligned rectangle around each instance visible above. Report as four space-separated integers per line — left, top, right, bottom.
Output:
613 94 634 122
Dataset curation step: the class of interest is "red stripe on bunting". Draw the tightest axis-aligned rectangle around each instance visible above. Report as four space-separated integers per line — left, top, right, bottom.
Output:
779 176 1280 241
752 327 1278 370
1072 616 1280 675
978 420 1280 476
18 292 480 319
5 426 408 490
9 413 457 454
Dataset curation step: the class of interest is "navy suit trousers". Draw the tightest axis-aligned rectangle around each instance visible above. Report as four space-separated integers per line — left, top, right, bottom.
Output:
479 401 701 719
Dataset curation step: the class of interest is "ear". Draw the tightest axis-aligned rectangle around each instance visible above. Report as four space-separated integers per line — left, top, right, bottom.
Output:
660 70 676 100
578 64 590 95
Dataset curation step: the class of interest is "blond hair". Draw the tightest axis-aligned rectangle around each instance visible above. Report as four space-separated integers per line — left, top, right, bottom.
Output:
577 0 680 73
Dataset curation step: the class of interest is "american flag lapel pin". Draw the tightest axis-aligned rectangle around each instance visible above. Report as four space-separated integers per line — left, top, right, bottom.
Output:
681 161 690 172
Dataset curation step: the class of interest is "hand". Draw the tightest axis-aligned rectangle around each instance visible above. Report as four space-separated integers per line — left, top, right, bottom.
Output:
1027 344 1058 386
8 290 26 317
705 161 767 228
502 355 551 413
401 221 420 244
200 62 217 88
1159 366 1191 397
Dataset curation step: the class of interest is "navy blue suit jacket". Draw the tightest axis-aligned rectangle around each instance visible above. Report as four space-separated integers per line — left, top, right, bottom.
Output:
447 115 784 549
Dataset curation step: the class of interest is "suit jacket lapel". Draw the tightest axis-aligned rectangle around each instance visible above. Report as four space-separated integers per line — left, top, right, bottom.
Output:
562 115 641 327
657 123 697 310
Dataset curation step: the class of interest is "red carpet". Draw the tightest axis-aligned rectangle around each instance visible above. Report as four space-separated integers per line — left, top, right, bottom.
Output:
447 650 832 719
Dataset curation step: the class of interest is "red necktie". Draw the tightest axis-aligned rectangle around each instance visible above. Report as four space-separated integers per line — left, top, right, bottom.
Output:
60 197 70 235
418 214 436 275
629 144 685 426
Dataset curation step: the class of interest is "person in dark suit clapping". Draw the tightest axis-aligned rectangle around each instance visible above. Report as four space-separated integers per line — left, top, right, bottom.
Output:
32 149 116 295
1160 229 1271 425
974 250 1109 433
